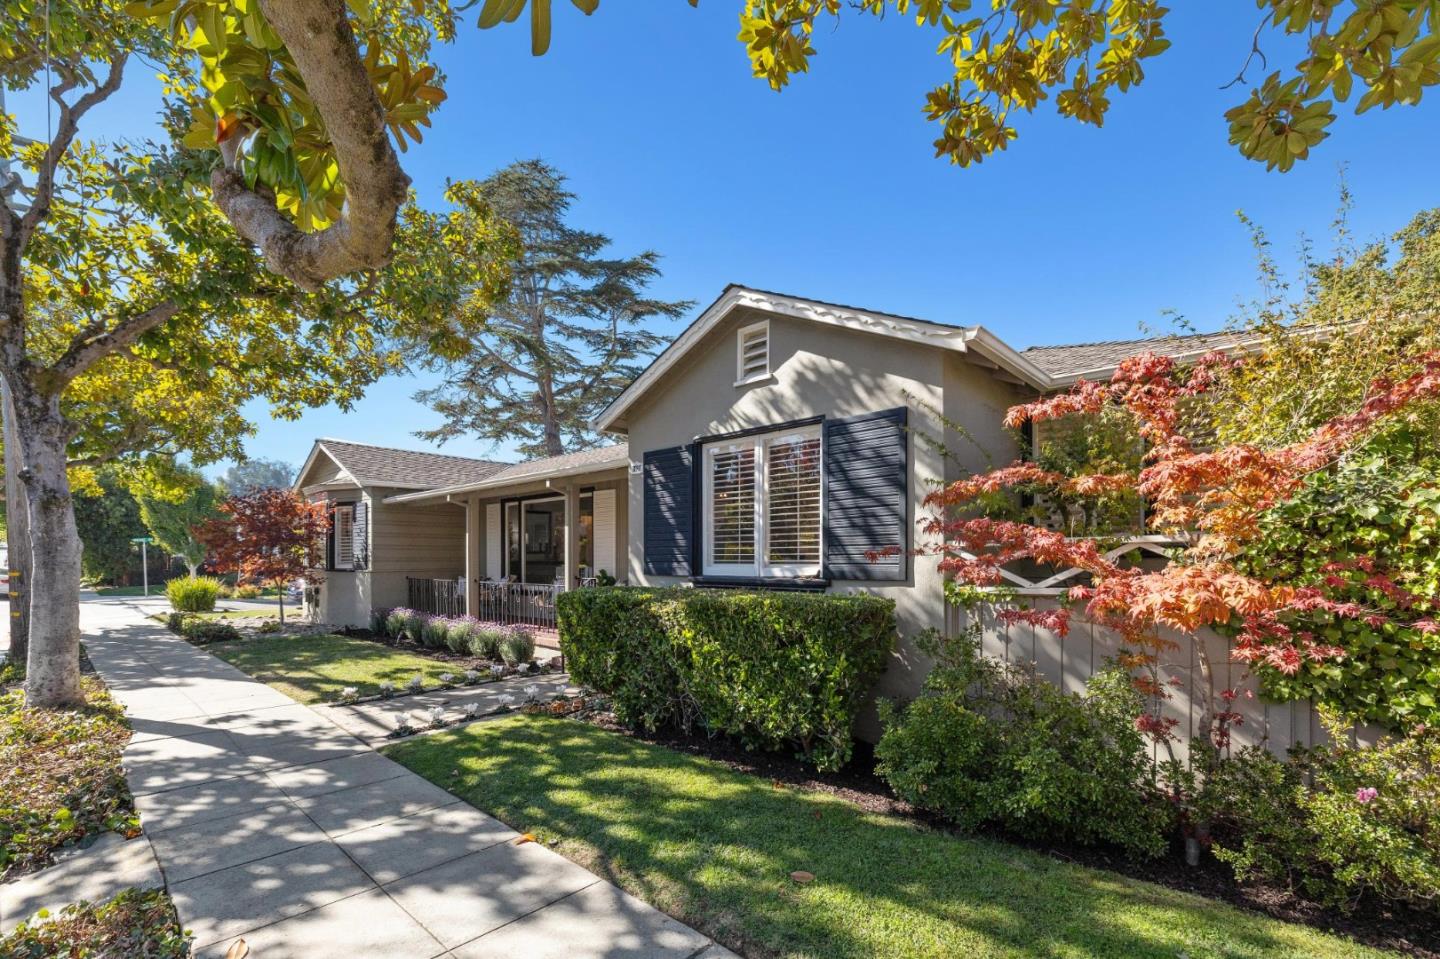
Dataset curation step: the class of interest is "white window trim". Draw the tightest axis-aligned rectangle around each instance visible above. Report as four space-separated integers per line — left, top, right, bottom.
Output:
333 504 356 570
702 425 822 578
734 319 772 387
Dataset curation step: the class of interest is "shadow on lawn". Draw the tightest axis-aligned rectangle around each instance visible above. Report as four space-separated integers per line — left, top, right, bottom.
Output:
208 635 461 703
384 715 1371 959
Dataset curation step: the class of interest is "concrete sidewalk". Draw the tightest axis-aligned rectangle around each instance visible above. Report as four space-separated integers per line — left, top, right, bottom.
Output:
65 598 735 959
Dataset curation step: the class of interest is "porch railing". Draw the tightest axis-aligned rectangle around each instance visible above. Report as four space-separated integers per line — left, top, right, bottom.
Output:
405 577 564 630
472 581 563 630
406 576 466 617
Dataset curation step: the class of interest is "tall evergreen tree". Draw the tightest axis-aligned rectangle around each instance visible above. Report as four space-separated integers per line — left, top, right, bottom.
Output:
414 160 691 458
138 469 223 577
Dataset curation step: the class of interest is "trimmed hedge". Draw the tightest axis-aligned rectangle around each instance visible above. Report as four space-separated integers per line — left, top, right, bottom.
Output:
558 587 895 770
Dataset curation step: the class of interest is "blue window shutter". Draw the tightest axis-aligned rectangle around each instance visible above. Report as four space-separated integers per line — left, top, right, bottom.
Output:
643 446 694 576
352 501 369 571
824 407 909 581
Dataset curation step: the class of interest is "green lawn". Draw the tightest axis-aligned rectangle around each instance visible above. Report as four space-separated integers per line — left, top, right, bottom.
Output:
385 715 1388 959
207 632 481 704
189 608 281 620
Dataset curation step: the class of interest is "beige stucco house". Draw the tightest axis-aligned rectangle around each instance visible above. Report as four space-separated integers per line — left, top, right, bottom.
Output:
300 286 1306 751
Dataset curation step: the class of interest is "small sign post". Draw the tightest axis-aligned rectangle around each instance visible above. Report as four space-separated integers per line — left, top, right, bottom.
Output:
130 536 154 596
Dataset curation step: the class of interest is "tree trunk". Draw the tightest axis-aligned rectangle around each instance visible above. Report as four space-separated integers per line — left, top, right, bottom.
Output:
537 370 562 457
4 381 31 670
13 389 84 708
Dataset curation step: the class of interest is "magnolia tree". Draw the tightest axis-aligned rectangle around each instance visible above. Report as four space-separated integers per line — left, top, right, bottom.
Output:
195 489 330 624
920 349 1440 775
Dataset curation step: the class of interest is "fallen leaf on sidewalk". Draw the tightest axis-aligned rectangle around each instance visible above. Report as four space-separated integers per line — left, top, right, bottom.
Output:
225 939 250 959
514 833 537 845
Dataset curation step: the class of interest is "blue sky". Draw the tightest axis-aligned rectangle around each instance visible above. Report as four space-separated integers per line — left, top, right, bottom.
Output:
12 3 1440 477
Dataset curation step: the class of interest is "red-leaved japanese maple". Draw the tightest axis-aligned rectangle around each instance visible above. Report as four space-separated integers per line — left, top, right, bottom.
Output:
922 349 1440 765
195 489 330 624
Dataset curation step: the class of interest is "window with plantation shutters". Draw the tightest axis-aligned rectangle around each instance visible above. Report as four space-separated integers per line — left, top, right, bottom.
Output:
332 504 355 570
735 320 770 384
702 425 821 577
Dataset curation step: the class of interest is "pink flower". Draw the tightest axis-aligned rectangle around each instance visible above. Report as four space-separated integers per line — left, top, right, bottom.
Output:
1355 787 1379 804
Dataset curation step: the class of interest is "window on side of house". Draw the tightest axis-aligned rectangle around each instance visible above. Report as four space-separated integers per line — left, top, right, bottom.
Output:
332 503 356 570
735 320 770 385
702 425 821 578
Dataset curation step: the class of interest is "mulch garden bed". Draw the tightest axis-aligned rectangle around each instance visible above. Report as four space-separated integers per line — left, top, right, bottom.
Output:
579 706 1440 959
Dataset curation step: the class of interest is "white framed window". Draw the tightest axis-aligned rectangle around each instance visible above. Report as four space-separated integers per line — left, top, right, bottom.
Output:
333 504 355 570
735 320 771 386
702 425 822 577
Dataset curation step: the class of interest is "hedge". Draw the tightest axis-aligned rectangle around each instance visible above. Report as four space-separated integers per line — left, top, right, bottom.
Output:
558 587 896 770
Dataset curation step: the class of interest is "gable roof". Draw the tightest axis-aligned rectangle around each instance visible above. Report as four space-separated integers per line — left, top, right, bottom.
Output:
296 439 510 492
1020 329 1257 379
385 443 630 504
594 286 1275 433
593 285 1053 431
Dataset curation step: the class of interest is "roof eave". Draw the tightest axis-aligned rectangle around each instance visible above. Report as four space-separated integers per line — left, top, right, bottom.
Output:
383 454 631 505
594 286 993 432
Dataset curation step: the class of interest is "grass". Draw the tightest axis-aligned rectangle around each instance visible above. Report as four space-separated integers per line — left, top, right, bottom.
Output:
0 676 139 879
186 608 280 620
0 887 191 957
385 715 1390 959
207 632 484 704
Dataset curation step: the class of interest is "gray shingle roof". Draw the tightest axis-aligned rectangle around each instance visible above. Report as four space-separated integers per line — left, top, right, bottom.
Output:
484 444 628 483
317 439 510 489
1019 330 1255 379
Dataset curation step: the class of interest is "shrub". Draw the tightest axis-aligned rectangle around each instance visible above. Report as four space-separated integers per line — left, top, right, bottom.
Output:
165 576 222 613
179 619 242 645
385 608 410 640
164 611 195 634
497 626 536 666
875 629 1170 858
468 627 506 660
420 616 450 649
559 587 896 770
216 583 236 599
1201 715 1440 912
369 607 392 636
445 618 479 654
233 583 262 599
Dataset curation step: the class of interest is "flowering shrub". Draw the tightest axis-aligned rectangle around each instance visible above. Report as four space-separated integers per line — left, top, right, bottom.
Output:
1198 715 1440 912
338 686 360 704
370 607 392 635
406 675 424 694
437 673 456 689
463 669 481 685
378 681 397 700
469 626 506 660
419 617 450 650
875 628 1170 857
385 608 413 640
463 702 480 719
426 706 446 727
443 618 478 654
498 627 536 666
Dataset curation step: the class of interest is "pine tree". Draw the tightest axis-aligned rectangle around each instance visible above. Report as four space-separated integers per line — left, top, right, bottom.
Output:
414 160 691 458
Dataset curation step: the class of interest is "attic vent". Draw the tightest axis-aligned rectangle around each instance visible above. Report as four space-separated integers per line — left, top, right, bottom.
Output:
736 320 770 385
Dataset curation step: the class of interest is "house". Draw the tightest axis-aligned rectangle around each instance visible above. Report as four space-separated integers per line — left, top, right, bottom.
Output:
299 285 1326 754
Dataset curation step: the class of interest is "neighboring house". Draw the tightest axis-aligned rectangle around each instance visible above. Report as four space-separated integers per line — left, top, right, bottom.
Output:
298 285 1348 756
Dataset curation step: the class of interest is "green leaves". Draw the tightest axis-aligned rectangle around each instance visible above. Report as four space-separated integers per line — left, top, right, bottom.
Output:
474 0 605 54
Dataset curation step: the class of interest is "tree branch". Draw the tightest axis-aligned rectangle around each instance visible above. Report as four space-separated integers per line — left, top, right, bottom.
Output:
15 56 128 253
49 300 182 390
211 0 410 291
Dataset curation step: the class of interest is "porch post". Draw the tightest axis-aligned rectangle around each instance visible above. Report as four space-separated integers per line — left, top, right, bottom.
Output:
563 483 581 590
463 495 481 616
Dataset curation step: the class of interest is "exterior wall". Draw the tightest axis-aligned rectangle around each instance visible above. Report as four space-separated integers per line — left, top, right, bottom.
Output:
300 485 369 628
622 307 967 728
953 599 1385 766
941 352 1028 483
368 488 467 612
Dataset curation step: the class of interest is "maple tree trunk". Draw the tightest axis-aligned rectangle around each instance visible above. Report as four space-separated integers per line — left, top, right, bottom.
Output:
12 388 84 708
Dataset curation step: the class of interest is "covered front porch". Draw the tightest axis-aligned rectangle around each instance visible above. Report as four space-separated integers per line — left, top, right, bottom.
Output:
389 445 629 633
